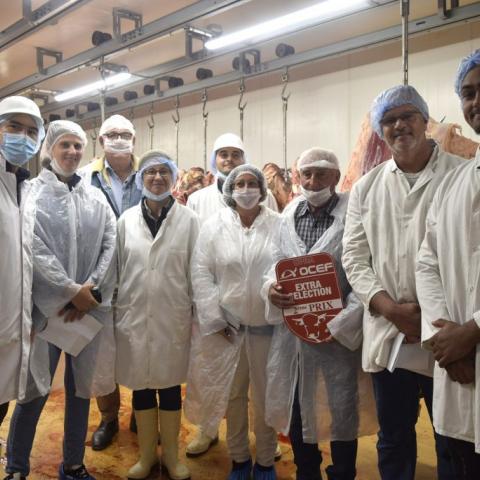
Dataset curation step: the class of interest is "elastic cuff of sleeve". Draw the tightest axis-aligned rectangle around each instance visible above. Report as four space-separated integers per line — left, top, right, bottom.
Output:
472 311 480 329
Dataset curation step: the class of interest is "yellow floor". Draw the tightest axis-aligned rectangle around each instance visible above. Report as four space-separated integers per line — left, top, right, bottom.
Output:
1 387 437 480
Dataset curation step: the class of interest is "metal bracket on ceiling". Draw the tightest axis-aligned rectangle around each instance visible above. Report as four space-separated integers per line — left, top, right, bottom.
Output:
184 25 215 59
36 47 63 74
438 0 459 19
113 8 143 42
234 49 261 74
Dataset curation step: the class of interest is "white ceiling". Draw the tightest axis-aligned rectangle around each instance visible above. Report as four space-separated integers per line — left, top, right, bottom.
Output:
1 0 479 123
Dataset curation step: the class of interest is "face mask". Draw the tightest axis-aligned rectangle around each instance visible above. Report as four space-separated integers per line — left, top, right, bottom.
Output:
142 186 171 202
300 185 332 207
232 188 261 210
0 133 38 166
104 138 133 154
50 156 75 178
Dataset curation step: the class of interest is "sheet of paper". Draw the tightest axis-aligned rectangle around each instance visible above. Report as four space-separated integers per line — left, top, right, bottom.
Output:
387 332 405 372
37 313 103 357
387 332 432 375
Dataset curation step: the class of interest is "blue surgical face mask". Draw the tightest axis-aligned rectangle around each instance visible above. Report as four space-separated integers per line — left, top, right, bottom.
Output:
0 133 38 166
142 186 171 202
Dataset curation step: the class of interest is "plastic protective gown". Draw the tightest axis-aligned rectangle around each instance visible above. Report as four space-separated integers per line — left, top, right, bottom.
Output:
0 165 32 404
261 192 377 443
22 168 117 401
184 206 281 438
115 201 199 390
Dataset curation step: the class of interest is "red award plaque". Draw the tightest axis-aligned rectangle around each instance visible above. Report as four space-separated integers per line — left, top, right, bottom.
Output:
275 252 343 344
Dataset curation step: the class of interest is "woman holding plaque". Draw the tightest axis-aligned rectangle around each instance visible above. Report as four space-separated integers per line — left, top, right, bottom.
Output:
185 164 281 480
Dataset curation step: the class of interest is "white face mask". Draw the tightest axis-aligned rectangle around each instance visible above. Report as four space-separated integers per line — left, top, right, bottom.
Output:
232 188 261 210
300 185 332 207
142 186 170 202
103 138 133 154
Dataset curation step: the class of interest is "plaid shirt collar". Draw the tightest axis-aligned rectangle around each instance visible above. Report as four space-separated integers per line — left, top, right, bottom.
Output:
296 191 339 219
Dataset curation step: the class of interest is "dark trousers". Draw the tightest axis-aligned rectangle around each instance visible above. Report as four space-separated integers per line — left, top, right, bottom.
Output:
289 385 357 480
446 437 480 480
371 368 455 480
132 386 181 411
0 402 8 426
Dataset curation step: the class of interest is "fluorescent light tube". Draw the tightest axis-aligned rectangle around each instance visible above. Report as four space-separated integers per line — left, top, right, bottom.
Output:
54 72 132 102
205 0 370 50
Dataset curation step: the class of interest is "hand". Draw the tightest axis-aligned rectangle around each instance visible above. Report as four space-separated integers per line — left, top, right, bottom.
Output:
268 282 295 309
444 355 475 384
70 283 99 312
59 307 86 323
386 303 422 337
369 292 421 337
431 319 479 367
216 327 234 344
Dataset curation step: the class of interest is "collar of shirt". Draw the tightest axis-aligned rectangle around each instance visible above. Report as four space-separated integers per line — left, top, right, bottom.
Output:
296 192 339 219
142 195 174 221
104 158 136 186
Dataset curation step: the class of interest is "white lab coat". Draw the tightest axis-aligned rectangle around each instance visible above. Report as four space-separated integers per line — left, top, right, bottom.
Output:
416 152 480 452
115 201 199 390
187 179 278 223
342 146 464 374
22 169 117 401
184 206 281 438
261 192 376 442
0 165 32 404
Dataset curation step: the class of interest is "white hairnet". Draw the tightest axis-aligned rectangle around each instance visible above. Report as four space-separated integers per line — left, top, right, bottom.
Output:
99 114 135 136
455 49 480 97
210 133 246 173
135 149 178 190
40 120 88 162
297 148 340 171
0 95 45 144
223 164 267 207
370 85 429 138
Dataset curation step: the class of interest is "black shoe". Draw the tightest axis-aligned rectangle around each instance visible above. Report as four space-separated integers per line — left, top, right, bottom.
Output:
91 418 119 451
3 475 27 480
129 411 137 434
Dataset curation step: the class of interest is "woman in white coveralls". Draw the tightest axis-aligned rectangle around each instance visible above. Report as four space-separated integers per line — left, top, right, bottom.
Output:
5 120 117 480
114 150 199 480
185 164 281 480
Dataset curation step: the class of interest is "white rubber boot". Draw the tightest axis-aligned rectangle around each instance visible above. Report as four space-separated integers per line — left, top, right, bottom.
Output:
185 426 219 457
127 408 160 479
159 409 191 480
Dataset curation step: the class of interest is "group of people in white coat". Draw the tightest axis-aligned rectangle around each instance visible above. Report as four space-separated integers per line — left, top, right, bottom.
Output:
1 48 480 480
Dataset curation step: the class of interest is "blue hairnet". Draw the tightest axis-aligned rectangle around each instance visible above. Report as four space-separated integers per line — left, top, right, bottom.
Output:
370 85 429 138
455 49 480 97
135 150 178 190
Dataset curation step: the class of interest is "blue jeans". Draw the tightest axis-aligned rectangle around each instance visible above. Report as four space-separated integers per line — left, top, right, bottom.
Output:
289 385 357 480
371 368 455 480
6 343 90 476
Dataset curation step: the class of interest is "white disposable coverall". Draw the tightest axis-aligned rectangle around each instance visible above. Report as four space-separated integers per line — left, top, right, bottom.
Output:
416 152 480 452
185 205 280 465
262 193 377 443
342 146 464 374
0 162 32 404
115 201 199 390
22 168 117 401
187 179 278 223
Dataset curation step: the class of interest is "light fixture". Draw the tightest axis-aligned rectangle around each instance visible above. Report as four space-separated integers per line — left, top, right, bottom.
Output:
54 72 132 102
205 0 370 50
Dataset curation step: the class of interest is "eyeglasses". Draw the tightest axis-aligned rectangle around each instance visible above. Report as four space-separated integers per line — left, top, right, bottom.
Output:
144 168 171 178
380 110 422 128
103 132 133 140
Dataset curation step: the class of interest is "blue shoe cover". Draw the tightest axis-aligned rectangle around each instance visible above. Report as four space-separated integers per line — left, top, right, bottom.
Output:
252 463 277 480
227 458 253 480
